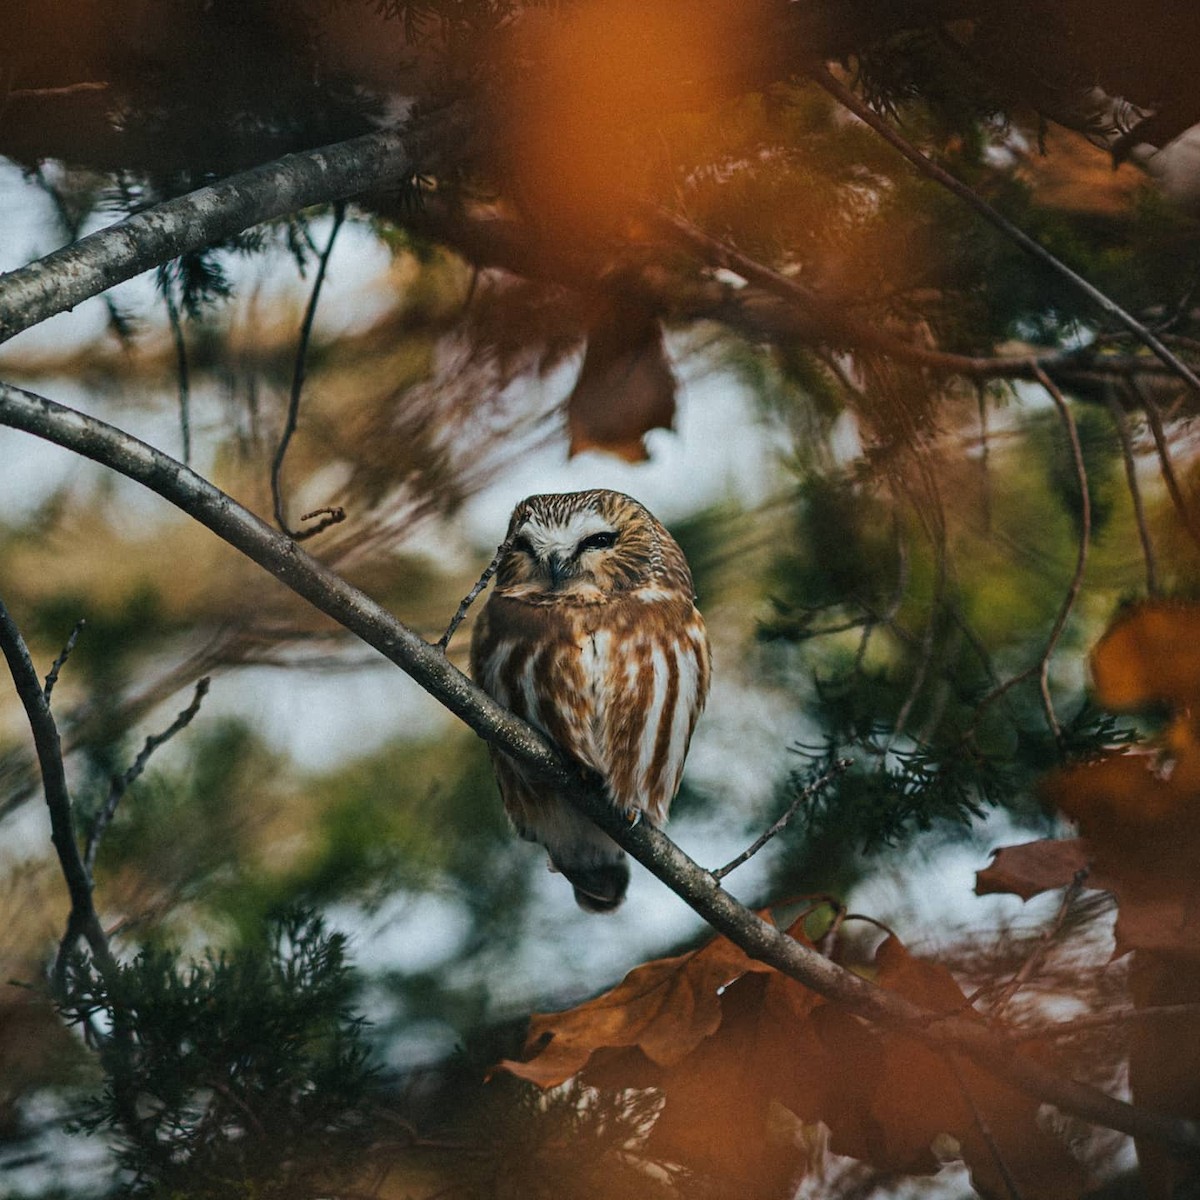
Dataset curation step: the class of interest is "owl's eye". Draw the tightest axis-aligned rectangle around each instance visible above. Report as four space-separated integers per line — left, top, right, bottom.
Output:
510 533 535 555
577 530 618 554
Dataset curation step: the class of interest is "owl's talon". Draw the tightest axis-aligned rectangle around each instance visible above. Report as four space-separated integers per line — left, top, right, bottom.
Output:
627 810 642 828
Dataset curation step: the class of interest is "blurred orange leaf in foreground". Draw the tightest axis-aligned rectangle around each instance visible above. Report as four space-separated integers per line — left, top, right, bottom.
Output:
979 601 1200 1200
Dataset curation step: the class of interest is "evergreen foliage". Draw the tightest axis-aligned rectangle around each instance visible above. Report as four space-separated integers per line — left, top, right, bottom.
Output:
59 911 381 1200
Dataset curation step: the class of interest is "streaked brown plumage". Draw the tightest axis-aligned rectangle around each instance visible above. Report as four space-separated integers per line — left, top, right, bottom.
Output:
470 489 711 911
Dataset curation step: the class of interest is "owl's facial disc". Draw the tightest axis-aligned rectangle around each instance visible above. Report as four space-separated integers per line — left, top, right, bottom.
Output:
515 510 618 590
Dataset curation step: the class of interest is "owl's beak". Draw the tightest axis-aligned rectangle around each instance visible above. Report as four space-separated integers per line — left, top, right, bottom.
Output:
546 552 571 589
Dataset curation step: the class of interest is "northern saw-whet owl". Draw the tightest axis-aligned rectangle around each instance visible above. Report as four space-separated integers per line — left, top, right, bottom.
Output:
470 489 711 912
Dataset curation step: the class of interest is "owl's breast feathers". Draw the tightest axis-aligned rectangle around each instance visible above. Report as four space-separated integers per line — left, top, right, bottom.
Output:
470 589 710 824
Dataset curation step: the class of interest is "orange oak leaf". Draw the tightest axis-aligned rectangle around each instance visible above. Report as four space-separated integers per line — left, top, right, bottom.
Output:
496 915 775 1087
1040 602 1200 958
975 837 1101 900
1044 602 1200 1198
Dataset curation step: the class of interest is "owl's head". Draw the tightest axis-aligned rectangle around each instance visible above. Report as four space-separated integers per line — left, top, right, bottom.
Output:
493 489 692 601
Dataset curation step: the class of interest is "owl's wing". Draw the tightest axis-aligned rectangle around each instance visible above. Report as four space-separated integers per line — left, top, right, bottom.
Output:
470 596 630 910
586 597 710 824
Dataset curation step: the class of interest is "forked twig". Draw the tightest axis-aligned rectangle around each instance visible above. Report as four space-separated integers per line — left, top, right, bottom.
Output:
712 758 852 881
84 677 211 874
293 505 346 542
0 595 116 991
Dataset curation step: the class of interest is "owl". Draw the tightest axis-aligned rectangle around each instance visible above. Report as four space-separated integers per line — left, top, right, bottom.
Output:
469 489 711 912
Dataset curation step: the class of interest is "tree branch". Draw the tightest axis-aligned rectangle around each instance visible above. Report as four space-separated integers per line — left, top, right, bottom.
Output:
0 594 116 990
2 381 1199 1158
0 129 412 346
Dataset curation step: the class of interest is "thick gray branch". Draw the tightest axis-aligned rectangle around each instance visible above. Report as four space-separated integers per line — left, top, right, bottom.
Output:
0 129 411 346
1 380 1198 1159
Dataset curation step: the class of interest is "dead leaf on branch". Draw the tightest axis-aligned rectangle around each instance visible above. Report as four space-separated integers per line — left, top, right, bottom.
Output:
1037 602 1200 959
495 913 774 1088
499 920 1087 1197
976 837 1098 901
566 304 676 463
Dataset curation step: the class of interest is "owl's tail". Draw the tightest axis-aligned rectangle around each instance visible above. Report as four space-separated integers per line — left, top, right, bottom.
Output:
556 857 630 913
519 794 631 912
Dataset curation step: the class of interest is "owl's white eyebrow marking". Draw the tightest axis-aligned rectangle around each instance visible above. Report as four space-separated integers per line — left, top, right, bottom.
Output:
522 511 614 557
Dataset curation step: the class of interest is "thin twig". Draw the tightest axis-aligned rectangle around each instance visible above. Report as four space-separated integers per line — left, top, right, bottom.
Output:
1129 377 1200 551
438 536 513 651
1033 367 1091 741
1011 1004 1200 1042
83 677 210 875
711 758 852 881
810 65 1200 396
989 869 1089 1018
968 368 1091 741
946 1053 1027 1200
42 618 85 703
271 202 346 536
1104 392 1159 595
294 505 346 542
160 272 192 467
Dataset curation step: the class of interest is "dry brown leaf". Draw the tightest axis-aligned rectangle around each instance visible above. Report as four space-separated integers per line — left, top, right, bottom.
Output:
566 305 676 462
869 938 1090 1199
1044 602 1200 1198
497 916 775 1087
975 838 1096 900
501 915 1088 1196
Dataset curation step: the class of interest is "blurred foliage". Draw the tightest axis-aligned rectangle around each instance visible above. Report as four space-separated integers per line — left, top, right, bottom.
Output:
60 910 382 1200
